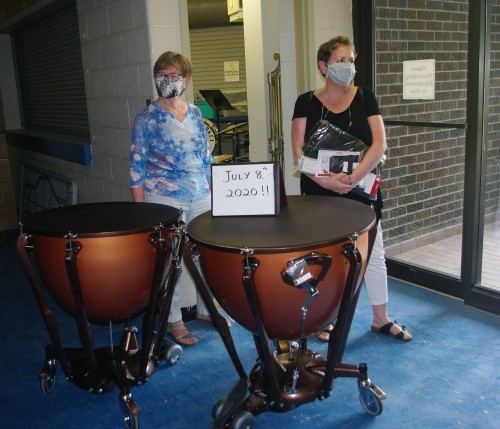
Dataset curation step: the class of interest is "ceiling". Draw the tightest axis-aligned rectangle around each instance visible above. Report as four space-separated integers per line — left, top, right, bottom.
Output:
187 0 240 29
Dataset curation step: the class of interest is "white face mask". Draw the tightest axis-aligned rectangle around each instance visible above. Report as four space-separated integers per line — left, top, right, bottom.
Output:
327 62 356 86
155 78 184 98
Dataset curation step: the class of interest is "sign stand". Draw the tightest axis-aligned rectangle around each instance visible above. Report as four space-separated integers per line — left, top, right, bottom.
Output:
199 90 234 155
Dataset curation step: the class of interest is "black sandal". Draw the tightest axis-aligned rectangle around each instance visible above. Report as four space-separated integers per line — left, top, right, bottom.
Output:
371 320 412 342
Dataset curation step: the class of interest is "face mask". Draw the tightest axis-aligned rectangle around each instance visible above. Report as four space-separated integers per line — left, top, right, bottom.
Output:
155 78 184 98
327 62 356 86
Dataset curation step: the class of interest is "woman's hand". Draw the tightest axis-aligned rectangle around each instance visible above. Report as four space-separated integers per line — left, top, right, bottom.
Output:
309 172 355 194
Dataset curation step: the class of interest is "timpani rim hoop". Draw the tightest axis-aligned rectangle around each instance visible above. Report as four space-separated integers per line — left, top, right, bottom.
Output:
22 201 180 237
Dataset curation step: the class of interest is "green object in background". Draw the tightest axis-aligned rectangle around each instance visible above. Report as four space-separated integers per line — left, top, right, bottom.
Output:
195 101 214 119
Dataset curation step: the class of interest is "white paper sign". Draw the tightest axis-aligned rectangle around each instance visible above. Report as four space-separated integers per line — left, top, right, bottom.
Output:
403 59 435 100
224 61 240 82
211 162 280 216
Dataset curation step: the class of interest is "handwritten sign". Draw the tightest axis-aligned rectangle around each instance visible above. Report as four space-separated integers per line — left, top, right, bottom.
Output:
211 162 280 216
403 59 435 100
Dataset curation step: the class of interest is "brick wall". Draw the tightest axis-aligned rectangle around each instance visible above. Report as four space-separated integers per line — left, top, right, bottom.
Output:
375 0 470 250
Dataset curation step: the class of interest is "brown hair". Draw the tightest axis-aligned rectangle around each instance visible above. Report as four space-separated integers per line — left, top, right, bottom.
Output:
153 51 193 78
316 36 356 64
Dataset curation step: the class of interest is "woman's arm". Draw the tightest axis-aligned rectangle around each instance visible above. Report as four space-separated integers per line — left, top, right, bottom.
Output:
131 186 145 202
342 114 387 185
130 114 149 202
291 117 307 164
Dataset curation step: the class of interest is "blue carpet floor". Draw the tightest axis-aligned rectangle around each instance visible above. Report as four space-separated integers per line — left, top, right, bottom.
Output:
1 229 499 429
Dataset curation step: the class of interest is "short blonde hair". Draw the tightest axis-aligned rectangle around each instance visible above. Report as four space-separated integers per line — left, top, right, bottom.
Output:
153 51 193 78
316 36 356 64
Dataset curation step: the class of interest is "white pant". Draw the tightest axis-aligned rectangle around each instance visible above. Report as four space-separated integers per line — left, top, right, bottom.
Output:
363 223 389 306
145 194 211 322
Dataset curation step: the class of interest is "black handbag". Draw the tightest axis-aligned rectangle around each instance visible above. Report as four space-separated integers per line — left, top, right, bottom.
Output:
302 119 379 201
302 120 367 173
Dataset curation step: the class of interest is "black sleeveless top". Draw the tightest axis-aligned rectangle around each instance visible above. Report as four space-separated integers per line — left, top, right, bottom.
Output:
292 86 383 220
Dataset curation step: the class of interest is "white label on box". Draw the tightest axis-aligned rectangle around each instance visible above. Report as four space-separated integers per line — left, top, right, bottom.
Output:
360 173 381 197
297 156 318 175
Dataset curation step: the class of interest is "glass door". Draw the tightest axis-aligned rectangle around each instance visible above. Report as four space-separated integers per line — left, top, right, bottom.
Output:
373 0 468 296
476 0 500 304
353 0 500 315
461 0 500 314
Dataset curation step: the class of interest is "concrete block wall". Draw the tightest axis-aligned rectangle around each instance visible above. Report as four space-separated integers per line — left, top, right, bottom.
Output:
77 0 155 204
4 0 185 207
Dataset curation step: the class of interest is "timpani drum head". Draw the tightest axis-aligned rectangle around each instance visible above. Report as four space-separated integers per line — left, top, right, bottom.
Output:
23 202 179 236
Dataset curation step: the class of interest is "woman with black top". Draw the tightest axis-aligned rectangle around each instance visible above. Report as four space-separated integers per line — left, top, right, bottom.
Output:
291 36 412 342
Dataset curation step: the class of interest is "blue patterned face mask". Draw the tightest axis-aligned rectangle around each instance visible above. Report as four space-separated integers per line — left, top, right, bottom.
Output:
155 78 184 98
327 62 356 86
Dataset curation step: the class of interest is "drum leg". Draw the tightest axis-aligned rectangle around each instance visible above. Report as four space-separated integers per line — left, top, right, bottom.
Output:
139 225 182 378
319 242 371 398
147 224 187 366
240 253 282 405
16 234 72 378
184 244 247 379
64 238 101 391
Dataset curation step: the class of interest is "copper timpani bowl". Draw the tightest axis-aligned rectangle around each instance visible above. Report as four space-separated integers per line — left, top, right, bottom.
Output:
187 195 376 339
23 202 180 322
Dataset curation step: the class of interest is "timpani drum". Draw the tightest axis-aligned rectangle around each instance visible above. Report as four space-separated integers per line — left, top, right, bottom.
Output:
18 202 183 429
186 195 376 340
204 118 218 154
185 195 384 426
22 202 180 322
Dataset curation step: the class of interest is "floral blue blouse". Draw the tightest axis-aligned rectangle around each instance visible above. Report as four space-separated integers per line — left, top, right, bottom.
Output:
130 102 212 200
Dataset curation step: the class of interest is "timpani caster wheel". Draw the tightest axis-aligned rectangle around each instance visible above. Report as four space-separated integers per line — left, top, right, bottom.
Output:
229 410 255 429
39 360 56 394
211 399 226 419
210 378 249 429
163 339 183 365
120 393 140 429
358 380 385 416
